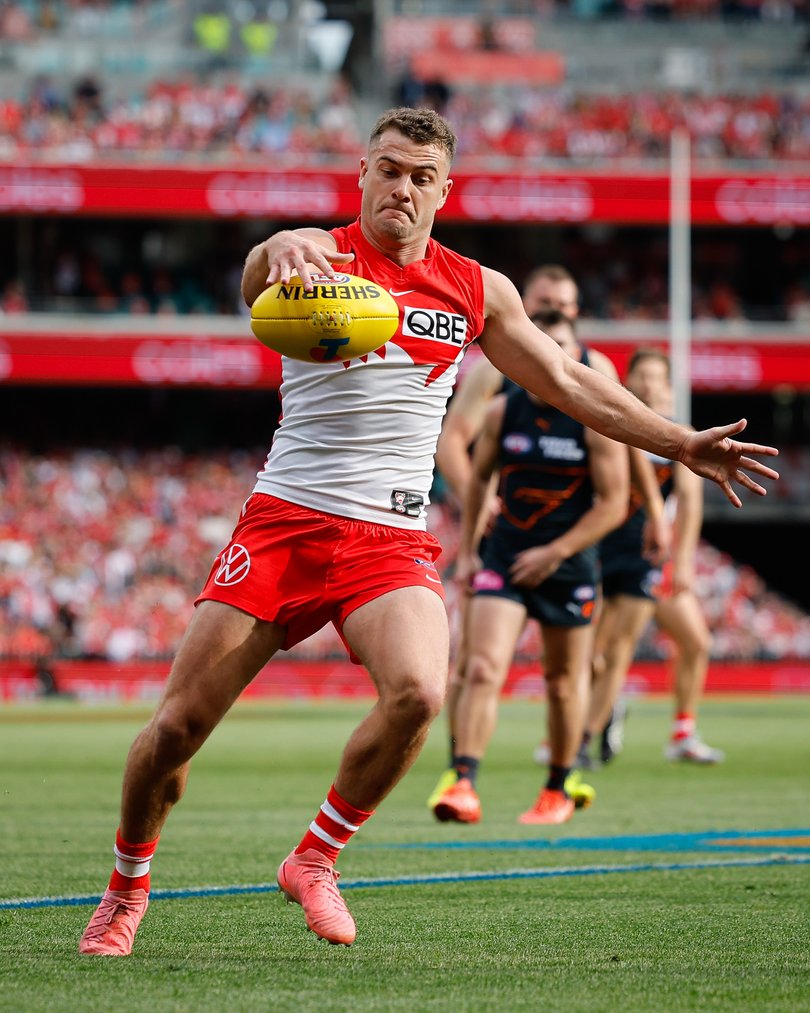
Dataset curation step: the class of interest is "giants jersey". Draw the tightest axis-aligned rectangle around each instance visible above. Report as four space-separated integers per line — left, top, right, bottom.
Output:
600 452 674 563
493 361 594 553
254 219 485 529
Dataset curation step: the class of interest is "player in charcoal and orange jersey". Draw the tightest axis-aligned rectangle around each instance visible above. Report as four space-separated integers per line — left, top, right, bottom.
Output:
79 108 774 956
428 268 670 809
432 311 629 825
581 348 724 766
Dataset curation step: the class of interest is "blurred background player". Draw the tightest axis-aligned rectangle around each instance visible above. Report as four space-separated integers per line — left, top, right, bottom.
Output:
428 266 618 810
431 310 629 825
429 267 668 807
582 348 724 766
433 265 588 512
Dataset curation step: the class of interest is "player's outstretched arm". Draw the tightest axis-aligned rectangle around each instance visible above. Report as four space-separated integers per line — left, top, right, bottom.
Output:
241 228 353 305
477 268 779 508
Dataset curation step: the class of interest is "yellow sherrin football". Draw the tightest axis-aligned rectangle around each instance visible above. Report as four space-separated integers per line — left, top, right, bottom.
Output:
251 273 400 363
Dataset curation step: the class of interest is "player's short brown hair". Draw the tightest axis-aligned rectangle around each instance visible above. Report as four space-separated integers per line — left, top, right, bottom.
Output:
523 264 578 292
627 347 670 378
369 107 458 164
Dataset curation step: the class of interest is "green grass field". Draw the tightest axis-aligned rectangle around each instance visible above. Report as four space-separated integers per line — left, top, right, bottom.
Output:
1 695 809 1012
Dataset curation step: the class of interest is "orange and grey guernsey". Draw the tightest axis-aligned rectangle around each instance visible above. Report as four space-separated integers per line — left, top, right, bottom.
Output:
254 219 485 530
494 359 594 552
601 452 674 560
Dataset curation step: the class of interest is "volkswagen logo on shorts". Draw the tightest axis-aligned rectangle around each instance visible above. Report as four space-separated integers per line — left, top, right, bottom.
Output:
214 543 251 586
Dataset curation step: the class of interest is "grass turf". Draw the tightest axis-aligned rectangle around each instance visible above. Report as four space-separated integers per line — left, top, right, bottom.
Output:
1 695 809 1012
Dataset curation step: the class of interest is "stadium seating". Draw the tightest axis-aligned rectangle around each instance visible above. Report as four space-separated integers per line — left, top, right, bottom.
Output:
2 75 809 164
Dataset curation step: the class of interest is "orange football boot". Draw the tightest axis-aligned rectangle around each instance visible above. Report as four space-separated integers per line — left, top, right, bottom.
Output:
277 848 356 946
78 888 149 956
432 777 482 824
518 788 575 825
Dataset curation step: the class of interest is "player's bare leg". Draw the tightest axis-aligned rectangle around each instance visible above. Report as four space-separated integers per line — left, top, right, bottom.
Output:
80 601 285 955
585 595 655 762
454 597 526 758
278 586 449 944
426 594 472 809
432 596 525 822
520 625 592 825
657 592 723 763
337 586 449 805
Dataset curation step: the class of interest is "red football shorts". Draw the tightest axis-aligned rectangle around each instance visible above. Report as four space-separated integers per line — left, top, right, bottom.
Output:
196 493 445 655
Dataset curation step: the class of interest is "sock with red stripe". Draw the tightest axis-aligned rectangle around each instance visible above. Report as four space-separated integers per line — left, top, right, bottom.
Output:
672 712 696 742
295 785 374 864
108 828 160 893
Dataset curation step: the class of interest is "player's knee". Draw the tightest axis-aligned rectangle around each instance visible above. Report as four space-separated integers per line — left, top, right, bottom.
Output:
679 627 712 662
465 653 503 693
148 706 210 766
382 676 444 727
545 673 574 704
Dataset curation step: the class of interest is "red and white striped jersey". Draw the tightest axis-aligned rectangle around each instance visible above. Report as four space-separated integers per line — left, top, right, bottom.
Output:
254 219 485 529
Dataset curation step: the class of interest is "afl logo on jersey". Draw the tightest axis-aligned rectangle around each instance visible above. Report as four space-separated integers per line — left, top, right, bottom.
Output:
215 544 251 586
503 433 533 454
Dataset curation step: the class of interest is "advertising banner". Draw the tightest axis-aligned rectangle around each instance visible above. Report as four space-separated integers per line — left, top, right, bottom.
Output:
2 164 809 225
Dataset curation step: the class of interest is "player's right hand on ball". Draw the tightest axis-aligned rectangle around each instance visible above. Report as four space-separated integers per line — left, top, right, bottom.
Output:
264 231 354 290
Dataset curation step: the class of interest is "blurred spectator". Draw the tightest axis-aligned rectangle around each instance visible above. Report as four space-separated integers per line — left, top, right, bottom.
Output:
393 62 452 116
0 279 28 312
785 283 810 322
0 0 34 41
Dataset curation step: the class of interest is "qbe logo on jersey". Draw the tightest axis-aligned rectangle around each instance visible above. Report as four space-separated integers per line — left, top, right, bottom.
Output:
402 306 468 346
214 543 251 586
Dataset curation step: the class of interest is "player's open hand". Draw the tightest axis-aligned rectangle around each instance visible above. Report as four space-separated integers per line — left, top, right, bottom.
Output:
509 543 565 589
677 420 779 508
454 551 482 595
642 514 671 567
264 231 354 290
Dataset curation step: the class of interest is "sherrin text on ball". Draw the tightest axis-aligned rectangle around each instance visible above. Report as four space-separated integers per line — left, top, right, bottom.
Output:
251 273 400 363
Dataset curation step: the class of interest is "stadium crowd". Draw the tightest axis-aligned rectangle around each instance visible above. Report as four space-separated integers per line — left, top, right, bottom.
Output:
4 228 809 323
1 446 808 664
2 74 810 164
444 89 810 163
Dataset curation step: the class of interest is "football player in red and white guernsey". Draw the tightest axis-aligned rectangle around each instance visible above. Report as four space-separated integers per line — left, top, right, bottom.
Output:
80 108 779 956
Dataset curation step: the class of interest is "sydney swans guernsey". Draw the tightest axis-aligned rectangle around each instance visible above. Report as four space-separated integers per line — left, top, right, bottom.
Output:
254 220 485 529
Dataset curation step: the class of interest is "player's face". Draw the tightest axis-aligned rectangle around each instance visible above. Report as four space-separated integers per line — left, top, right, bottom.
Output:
359 130 453 248
626 359 671 410
544 321 581 361
523 277 579 320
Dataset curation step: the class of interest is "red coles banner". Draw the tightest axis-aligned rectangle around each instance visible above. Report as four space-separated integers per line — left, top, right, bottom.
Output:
1 325 809 391
1 164 809 225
